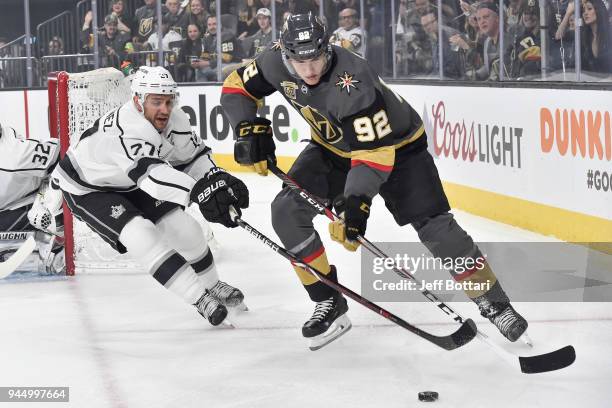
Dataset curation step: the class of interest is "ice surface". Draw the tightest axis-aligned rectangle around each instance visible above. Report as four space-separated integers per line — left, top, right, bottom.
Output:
1 174 610 408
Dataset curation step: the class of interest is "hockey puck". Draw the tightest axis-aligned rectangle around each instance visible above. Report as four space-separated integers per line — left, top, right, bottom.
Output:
418 391 439 402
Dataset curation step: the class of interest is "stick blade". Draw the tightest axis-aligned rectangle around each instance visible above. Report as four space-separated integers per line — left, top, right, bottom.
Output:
0 236 36 279
447 318 478 350
519 345 576 374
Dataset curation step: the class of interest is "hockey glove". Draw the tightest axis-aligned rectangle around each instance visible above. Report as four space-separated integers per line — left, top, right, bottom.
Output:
328 195 371 252
233 118 276 176
190 168 249 228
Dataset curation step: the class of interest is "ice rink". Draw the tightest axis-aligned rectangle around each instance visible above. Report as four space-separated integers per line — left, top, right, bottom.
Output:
1 174 610 408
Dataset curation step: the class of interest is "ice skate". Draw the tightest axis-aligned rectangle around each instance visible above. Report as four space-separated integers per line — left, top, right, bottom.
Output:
209 280 248 311
475 298 528 342
302 293 352 351
194 290 228 326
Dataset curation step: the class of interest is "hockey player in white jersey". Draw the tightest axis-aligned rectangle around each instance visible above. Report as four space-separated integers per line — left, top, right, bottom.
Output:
51 66 248 326
0 122 66 275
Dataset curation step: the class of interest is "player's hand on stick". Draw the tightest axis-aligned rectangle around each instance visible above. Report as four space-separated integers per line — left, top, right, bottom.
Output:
328 195 371 252
190 168 249 228
233 118 276 176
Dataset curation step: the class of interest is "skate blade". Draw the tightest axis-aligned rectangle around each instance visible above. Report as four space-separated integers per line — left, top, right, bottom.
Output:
234 302 249 312
519 332 533 347
308 315 352 351
220 318 236 329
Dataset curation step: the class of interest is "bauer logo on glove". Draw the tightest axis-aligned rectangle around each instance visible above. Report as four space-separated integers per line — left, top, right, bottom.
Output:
190 168 249 228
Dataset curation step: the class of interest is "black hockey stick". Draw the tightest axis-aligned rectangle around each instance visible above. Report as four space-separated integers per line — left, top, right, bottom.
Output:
228 207 477 351
266 158 576 374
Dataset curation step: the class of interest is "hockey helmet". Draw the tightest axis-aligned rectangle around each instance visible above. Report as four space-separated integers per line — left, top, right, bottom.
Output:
280 12 330 61
131 66 178 105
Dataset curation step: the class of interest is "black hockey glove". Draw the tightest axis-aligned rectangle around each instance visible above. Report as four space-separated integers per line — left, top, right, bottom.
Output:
329 195 371 252
190 168 249 228
233 118 276 176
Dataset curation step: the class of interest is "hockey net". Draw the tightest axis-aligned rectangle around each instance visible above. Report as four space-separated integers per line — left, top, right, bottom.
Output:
48 68 137 275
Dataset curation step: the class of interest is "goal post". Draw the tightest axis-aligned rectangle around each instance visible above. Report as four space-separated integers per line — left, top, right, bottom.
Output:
48 68 135 275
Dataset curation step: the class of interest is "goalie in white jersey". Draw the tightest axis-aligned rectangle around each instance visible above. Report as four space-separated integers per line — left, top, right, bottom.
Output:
51 66 248 326
0 123 65 275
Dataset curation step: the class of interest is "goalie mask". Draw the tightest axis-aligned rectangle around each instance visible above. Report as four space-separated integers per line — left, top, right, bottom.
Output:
131 66 179 110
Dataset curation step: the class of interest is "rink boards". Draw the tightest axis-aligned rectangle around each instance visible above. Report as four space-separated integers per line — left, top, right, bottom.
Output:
1 83 610 244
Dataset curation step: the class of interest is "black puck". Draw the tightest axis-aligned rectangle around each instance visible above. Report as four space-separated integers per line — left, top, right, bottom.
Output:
418 391 439 402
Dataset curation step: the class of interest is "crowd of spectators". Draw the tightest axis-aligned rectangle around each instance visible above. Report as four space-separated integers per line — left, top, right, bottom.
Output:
395 0 611 80
0 0 610 87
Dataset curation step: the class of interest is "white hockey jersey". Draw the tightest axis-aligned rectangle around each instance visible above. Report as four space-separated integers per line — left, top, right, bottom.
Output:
330 26 367 57
52 101 214 207
0 124 60 211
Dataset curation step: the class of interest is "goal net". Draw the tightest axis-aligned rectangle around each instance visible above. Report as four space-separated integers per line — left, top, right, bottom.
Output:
48 68 137 275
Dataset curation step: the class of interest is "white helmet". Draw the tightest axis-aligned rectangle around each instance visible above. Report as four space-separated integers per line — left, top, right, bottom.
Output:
131 66 178 103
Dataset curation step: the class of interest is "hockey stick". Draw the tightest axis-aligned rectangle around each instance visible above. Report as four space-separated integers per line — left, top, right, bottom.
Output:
266 159 576 374
0 235 37 279
228 207 477 351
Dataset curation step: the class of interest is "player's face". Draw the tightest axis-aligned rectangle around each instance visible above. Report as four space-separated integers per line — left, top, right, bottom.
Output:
289 54 327 86
142 94 174 130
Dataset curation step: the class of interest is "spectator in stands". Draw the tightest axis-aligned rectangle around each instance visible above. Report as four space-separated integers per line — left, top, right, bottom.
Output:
176 23 204 82
165 0 188 37
239 0 275 39
244 8 273 58
395 0 434 76
505 0 542 79
286 0 318 15
183 0 210 35
505 0 524 31
134 0 158 44
47 37 64 56
108 0 134 36
581 0 612 73
144 15 184 69
82 14 129 69
193 15 243 81
474 2 503 80
449 7 484 80
330 8 367 57
419 11 463 78
146 16 183 52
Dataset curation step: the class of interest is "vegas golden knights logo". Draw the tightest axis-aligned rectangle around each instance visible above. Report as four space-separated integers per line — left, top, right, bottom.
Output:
139 17 154 37
280 81 298 100
290 100 342 144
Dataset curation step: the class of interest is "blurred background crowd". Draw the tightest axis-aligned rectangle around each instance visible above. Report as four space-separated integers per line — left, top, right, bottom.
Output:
0 0 610 88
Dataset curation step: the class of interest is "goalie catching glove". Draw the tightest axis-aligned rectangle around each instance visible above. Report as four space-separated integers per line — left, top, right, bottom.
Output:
233 118 276 176
190 168 249 228
329 195 371 252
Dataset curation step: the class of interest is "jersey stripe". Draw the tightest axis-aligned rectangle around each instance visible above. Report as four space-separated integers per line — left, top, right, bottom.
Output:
127 157 166 184
148 175 191 193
